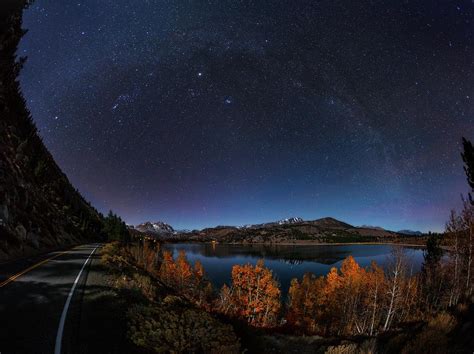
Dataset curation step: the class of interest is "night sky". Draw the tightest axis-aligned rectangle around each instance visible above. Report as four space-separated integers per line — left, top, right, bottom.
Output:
19 0 474 232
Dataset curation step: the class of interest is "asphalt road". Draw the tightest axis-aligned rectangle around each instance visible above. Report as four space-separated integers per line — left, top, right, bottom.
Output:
0 244 104 354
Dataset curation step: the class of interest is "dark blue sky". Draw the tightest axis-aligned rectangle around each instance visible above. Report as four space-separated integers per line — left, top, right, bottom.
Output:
19 0 474 231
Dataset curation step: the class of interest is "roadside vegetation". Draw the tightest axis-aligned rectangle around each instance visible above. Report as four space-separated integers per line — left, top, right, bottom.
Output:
102 234 473 353
100 242 240 353
99 138 474 353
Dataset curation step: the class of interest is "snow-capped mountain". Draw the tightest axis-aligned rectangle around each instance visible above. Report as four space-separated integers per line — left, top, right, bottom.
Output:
135 221 174 234
277 217 303 225
243 217 304 229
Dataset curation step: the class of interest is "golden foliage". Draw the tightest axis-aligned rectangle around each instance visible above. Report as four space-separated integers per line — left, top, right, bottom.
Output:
218 259 281 327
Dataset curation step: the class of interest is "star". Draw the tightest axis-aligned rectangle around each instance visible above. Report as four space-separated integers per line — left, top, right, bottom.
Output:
18 0 474 231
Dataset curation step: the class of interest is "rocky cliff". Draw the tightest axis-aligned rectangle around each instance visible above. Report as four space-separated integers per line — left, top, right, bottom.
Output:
0 0 103 261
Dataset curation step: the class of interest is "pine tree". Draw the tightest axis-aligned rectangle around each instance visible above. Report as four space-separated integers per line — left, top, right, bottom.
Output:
462 137 474 204
423 234 443 270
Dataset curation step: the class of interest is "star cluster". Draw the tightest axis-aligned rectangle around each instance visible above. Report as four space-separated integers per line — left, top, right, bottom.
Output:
19 0 474 231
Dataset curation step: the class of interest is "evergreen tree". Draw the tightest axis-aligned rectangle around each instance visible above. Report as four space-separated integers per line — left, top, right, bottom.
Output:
462 137 474 204
423 233 443 270
103 210 130 242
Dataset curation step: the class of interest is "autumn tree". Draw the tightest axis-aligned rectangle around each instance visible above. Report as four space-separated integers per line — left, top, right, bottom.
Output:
337 256 367 334
460 197 474 295
176 250 194 292
287 273 325 332
191 260 213 307
159 251 177 287
219 260 281 327
218 284 235 315
366 261 386 335
118 239 163 280
287 256 391 336
445 211 462 308
382 247 407 331
155 250 214 308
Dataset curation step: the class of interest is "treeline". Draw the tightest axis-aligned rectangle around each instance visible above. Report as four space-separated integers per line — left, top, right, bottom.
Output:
102 210 130 242
116 137 474 338
126 233 472 339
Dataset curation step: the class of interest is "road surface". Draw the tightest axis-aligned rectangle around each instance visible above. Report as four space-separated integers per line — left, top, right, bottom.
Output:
0 243 117 354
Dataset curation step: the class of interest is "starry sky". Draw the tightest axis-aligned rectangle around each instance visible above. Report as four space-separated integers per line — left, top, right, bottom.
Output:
19 0 474 232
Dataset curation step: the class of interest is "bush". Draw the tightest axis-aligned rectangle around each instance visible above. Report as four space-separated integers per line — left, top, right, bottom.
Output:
401 312 456 354
325 343 359 354
101 242 129 271
127 297 240 353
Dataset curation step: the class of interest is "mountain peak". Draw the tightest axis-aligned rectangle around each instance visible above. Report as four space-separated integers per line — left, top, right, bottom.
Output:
397 229 423 236
243 217 304 229
135 221 174 234
310 217 354 229
277 217 304 225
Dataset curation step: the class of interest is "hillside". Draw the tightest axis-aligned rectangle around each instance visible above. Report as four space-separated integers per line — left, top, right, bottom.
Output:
133 217 424 244
0 1 103 260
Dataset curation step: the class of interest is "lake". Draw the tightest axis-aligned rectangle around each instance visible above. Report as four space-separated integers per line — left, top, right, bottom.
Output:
162 243 425 296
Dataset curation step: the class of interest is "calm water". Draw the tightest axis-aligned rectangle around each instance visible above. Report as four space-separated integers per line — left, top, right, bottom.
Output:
163 243 425 296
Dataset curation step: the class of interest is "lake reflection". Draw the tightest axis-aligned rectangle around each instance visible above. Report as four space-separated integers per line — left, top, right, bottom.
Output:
162 243 424 296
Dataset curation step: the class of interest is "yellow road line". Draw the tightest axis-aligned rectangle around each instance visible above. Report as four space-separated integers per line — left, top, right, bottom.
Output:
0 249 71 288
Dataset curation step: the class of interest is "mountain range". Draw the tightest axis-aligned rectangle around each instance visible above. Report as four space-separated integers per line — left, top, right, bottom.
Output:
132 217 425 243
397 229 424 236
134 221 175 234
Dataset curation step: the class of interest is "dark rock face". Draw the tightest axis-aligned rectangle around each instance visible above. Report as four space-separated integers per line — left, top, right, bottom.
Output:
0 1 103 261
135 221 174 234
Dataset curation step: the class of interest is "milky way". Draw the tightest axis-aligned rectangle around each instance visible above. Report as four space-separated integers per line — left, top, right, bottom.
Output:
19 0 474 231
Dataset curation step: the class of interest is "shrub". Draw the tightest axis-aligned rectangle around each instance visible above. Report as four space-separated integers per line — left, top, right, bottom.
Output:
401 312 457 354
127 297 240 353
101 242 129 271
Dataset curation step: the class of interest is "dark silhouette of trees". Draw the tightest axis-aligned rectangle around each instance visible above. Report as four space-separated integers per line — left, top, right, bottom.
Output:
462 137 474 204
103 210 130 242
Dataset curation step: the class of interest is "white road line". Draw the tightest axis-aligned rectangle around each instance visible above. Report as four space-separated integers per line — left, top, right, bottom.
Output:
54 245 98 354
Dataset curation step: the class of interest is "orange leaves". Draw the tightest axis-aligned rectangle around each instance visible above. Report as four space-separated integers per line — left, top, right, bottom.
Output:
287 273 324 332
176 250 193 289
159 250 178 286
286 256 405 336
194 260 204 279
341 255 363 279
133 244 430 336
158 250 213 307
219 259 281 328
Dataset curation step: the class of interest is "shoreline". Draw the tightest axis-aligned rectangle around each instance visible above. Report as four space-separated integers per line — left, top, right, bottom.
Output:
162 240 426 248
241 241 426 247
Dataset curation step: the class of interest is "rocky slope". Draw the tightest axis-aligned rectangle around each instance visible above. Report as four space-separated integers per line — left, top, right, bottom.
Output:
143 217 424 244
0 1 103 261
135 221 174 234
